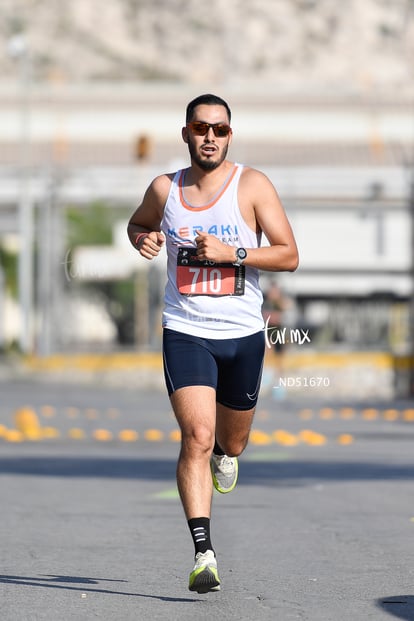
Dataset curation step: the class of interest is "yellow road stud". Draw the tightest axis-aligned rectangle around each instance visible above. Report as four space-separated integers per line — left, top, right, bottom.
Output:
14 407 41 439
144 429 164 442
93 429 113 441
118 429 139 442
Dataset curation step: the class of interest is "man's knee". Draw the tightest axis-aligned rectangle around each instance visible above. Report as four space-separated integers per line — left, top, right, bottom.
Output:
217 435 249 458
181 425 215 455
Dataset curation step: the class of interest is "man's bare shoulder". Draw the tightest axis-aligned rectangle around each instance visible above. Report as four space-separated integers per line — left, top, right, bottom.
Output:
239 166 278 199
140 172 177 214
149 172 176 201
240 165 272 185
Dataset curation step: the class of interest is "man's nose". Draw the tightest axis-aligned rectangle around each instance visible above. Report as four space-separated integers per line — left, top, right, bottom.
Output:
204 127 216 140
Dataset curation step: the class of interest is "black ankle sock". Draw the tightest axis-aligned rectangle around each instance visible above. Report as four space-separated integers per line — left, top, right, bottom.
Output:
188 517 213 555
213 440 225 456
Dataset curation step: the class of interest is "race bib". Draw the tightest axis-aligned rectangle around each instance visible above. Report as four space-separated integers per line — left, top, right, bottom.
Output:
176 247 245 296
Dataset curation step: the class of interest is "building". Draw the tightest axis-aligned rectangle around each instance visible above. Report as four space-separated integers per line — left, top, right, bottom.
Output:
0 82 413 355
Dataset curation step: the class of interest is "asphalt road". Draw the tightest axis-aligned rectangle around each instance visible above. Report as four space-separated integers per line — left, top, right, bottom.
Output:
1 377 414 621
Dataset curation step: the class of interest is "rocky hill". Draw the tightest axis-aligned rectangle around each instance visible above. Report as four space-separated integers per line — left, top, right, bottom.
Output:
1 0 413 95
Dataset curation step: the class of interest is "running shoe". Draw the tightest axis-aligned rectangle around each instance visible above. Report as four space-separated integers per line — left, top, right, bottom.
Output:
188 550 221 593
210 453 238 494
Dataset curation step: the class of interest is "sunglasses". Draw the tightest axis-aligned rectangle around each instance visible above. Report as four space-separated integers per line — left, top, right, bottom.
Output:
187 121 232 137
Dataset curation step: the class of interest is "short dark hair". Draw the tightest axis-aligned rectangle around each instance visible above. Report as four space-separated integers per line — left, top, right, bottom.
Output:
186 94 232 124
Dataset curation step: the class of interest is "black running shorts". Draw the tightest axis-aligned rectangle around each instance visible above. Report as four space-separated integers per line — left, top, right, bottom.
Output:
163 328 265 410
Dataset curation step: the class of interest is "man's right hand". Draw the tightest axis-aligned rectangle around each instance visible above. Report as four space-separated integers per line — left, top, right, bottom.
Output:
138 231 165 260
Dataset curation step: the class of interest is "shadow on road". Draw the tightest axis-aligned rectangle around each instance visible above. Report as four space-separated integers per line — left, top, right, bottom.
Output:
0 456 414 484
376 595 414 619
0 573 197 602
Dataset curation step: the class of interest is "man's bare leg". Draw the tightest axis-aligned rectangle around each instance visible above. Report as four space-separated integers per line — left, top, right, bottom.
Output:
170 385 217 519
215 402 256 457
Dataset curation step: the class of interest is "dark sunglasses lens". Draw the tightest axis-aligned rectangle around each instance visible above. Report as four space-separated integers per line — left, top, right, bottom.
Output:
213 125 230 137
191 122 209 135
189 122 230 136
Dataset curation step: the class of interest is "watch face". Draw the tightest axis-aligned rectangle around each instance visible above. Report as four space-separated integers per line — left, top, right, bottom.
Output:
237 248 247 260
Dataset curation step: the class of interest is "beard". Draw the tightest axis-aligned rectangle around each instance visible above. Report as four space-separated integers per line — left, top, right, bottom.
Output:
188 140 229 171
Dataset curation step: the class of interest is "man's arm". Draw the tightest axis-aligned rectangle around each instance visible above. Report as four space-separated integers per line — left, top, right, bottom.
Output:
194 168 299 271
127 174 171 260
239 168 299 272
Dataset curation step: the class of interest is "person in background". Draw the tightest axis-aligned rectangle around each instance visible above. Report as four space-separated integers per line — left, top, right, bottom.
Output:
262 280 296 384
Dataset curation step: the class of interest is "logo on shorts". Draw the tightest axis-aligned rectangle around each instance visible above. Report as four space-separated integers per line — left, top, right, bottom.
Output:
246 358 264 401
246 389 259 401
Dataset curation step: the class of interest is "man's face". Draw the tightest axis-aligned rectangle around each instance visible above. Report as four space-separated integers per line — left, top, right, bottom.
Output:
183 104 232 171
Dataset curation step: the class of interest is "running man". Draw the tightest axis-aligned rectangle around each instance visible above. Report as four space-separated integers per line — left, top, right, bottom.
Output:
127 93 298 593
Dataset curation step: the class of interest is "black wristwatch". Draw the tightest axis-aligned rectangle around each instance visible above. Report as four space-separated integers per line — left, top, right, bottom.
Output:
233 247 247 266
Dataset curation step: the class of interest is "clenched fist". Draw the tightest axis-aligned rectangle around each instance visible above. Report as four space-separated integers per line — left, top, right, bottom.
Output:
138 231 165 260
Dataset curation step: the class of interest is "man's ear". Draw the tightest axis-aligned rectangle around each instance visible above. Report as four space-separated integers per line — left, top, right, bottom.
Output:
182 126 189 143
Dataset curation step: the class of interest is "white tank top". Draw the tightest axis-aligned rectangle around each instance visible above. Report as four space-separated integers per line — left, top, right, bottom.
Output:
161 164 264 339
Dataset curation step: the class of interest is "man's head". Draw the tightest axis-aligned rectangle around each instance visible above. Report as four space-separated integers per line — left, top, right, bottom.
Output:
185 94 231 124
183 94 232 171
